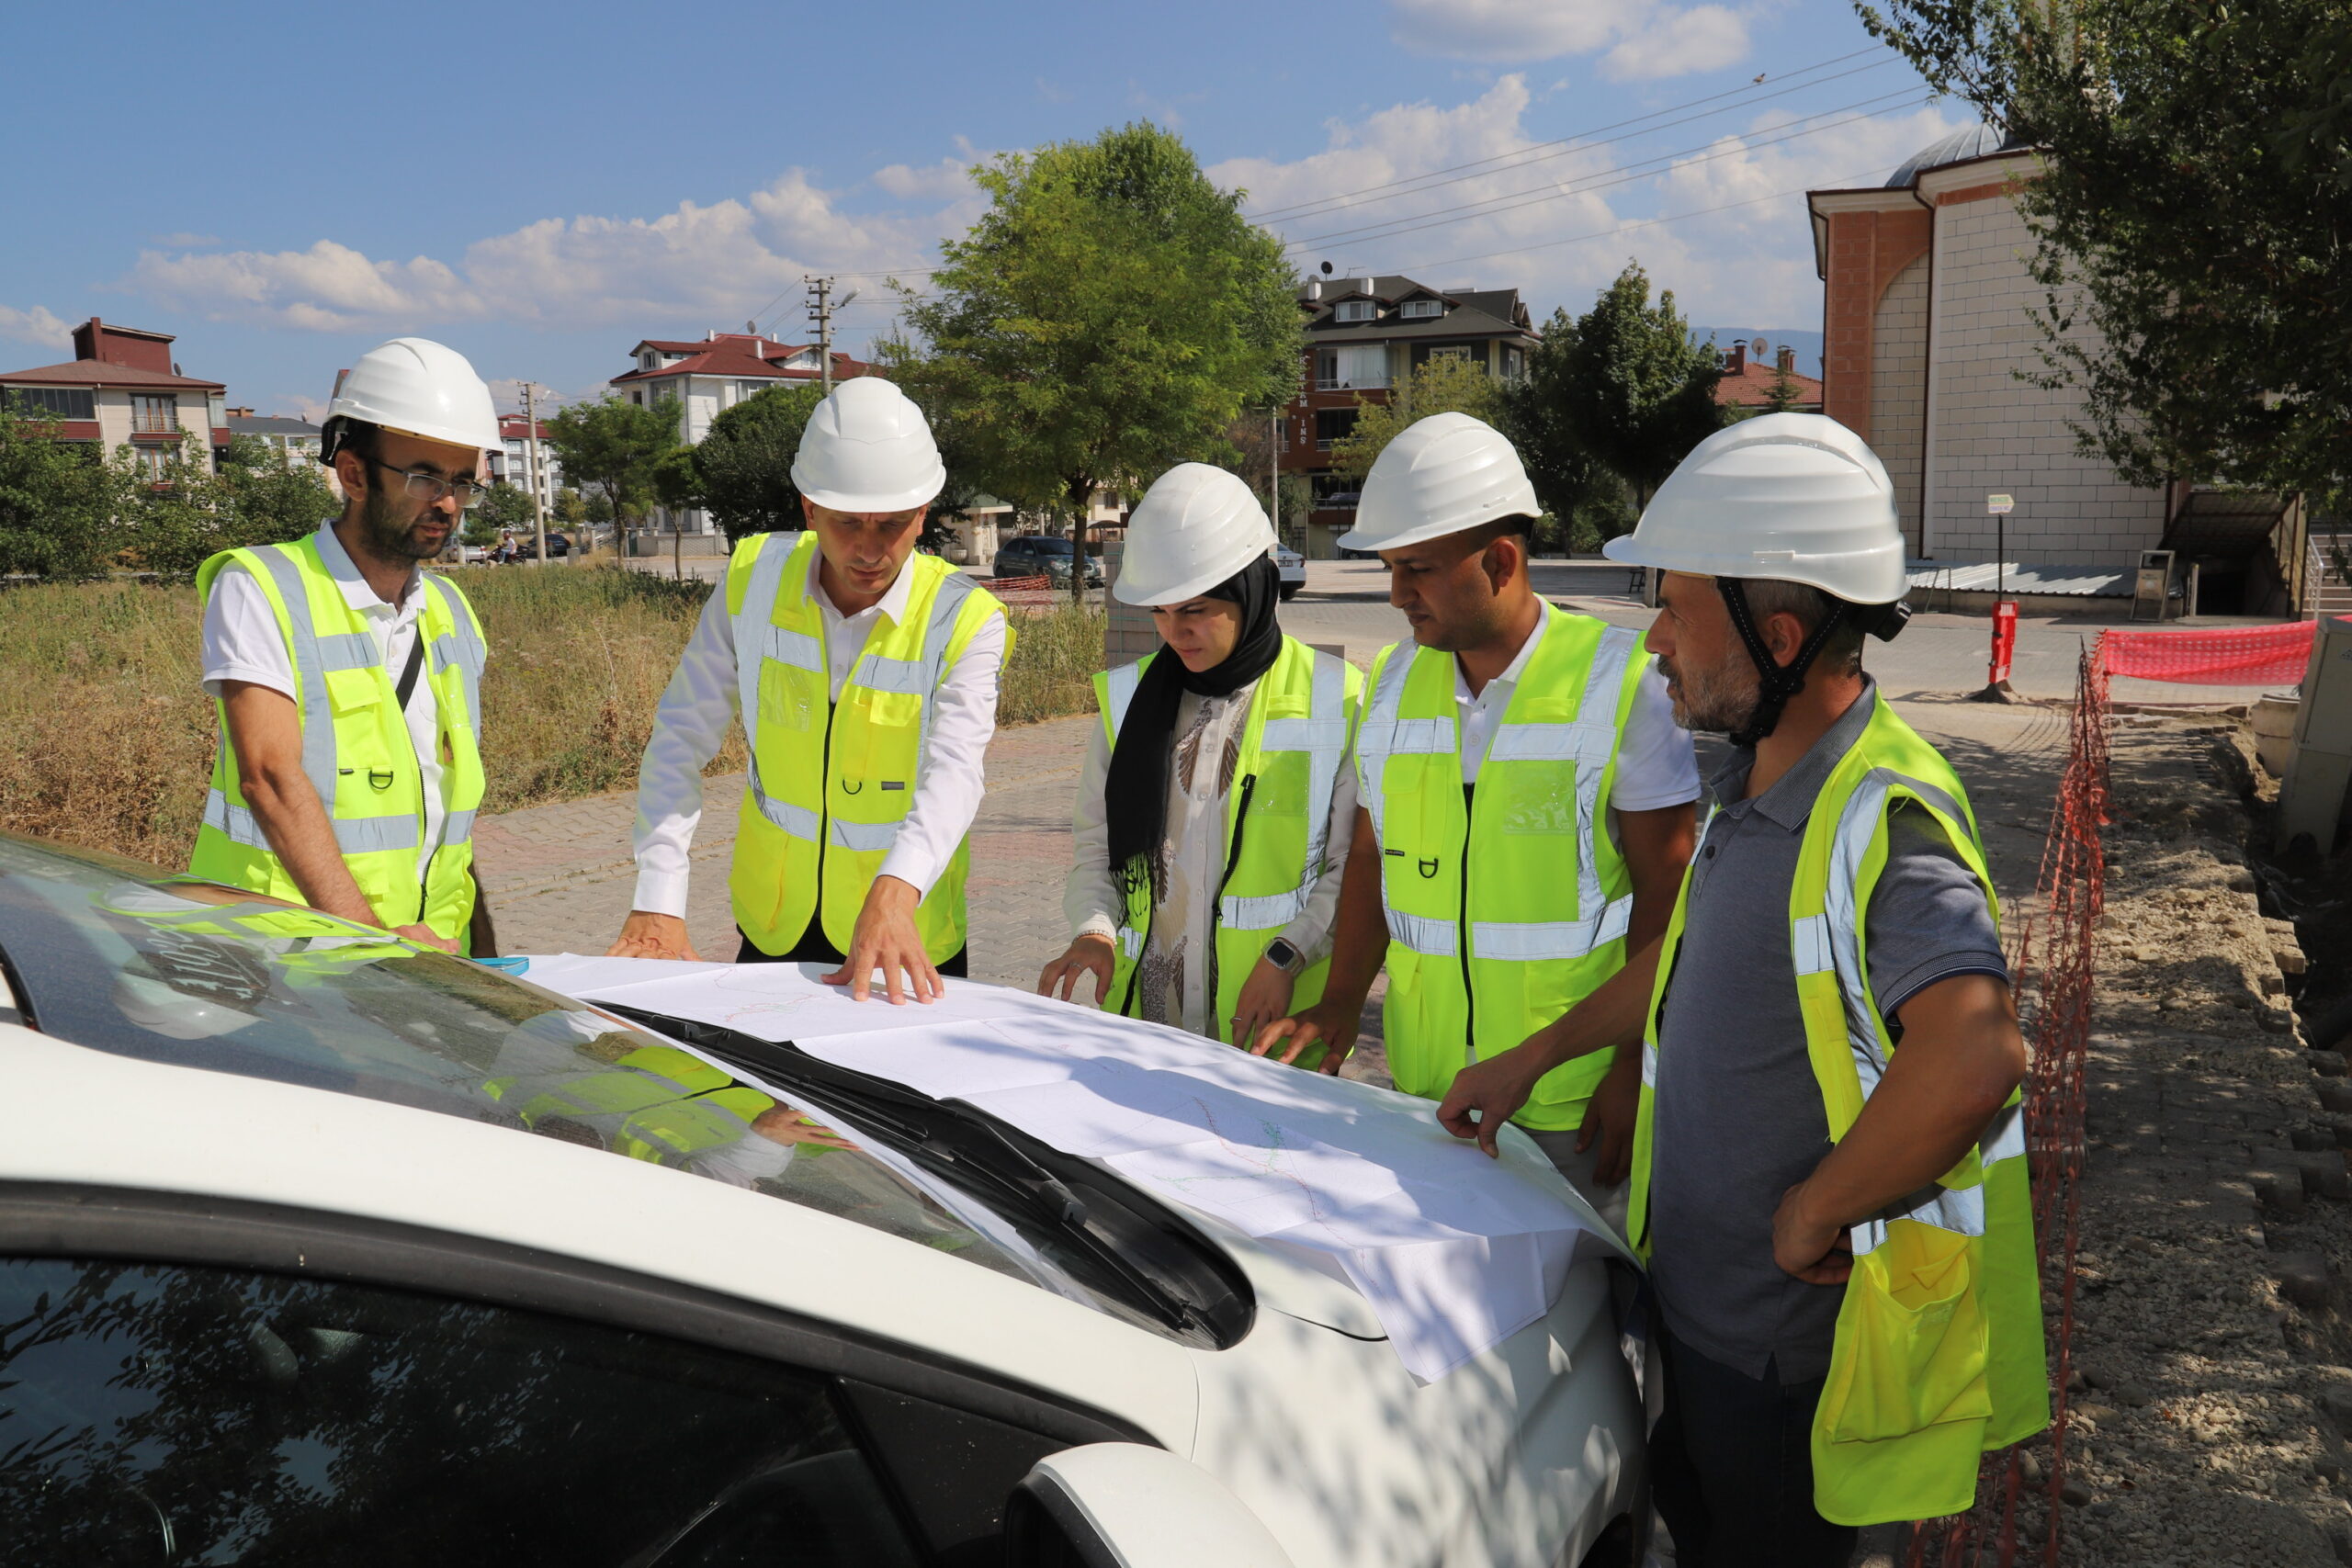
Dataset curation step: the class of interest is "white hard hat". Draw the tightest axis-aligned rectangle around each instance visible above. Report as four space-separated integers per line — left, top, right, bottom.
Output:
1603 413 1908 604
326 337 500 455
1337 412 1542 552
1113 464 1276 605
791 378 946 513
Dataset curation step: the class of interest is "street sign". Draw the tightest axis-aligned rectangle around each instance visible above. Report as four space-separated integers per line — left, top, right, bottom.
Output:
1986 494 2015 514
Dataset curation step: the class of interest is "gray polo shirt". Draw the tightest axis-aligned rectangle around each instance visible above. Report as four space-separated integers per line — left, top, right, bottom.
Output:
1646 679 2007 1382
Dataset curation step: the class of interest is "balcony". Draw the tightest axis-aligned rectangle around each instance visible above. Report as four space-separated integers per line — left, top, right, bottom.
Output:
130 411 180 436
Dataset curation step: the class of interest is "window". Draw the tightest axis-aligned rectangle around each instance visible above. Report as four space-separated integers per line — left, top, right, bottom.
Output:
6 386 96 420
631 390 644 406
1332 299 1376 323
1310 473 1362 510
1503 346 1526 381
1425 344 1473 363
130 393 179 434
1315 344 1388 390
1315 407 1358 451
0 1256 924 1567
130 446 170 480
641 352 658 370
1399 299 1443 320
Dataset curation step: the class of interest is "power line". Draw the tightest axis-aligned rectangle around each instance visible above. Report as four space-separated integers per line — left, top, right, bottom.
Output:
1247 51 1897 224
1284 92 1932 253
1387 163 1896 276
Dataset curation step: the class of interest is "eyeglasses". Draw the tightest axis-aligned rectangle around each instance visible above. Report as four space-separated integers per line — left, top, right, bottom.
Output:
368 457 482 508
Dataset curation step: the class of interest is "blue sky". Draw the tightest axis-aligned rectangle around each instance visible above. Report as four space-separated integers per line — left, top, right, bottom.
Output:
0 0 1968 420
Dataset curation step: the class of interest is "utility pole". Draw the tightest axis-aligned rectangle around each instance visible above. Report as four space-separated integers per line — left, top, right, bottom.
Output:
520 380 549 565
1270 409 1282 547
806 276 835 394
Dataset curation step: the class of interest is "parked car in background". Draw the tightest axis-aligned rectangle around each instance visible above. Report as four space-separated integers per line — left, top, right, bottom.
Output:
993 535 1104 588
1273 544 1306 601
526 532 571 560
0 830 1644 1568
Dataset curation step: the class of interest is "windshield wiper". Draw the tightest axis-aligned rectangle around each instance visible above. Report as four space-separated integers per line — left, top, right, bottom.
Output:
600 1006 1226 1339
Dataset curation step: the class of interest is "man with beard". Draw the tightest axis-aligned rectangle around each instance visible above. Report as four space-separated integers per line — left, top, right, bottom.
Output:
1437 415 2045 1560
1250 412 1699 1223
192 338 500 954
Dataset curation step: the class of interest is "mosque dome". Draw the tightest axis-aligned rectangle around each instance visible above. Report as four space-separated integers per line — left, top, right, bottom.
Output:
1884 121 2030 188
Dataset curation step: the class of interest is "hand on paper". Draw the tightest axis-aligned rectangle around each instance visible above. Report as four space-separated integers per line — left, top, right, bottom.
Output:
1435 1046 1547 1157
751 1104 859 1152
1250 998 1358 1076
1228 957 1295 1055
1772 1181 1854 1284
606 910 702 962
1575 1049 1643 1186
823 875 940 1004
1038 932 1115 1006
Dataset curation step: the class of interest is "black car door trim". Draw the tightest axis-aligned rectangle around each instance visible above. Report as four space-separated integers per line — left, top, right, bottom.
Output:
0 1180 1159 1453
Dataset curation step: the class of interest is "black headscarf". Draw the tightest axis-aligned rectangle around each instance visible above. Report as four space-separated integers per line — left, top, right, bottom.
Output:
1103 555 1284 907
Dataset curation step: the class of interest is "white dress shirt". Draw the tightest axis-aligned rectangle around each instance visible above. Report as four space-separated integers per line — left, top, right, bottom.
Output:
631 546 1006 919
1064 682 1359 1034
1455 611 1701 808
200 521 462 886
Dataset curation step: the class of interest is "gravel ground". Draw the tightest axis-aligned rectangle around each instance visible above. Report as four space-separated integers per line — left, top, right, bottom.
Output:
2028 719 2352 1566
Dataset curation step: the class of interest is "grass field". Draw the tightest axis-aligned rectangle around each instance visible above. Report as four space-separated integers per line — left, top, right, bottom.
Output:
0 566 1106 868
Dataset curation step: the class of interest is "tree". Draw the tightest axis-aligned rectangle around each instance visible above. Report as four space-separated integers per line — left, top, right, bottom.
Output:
542 395 681 532
1328 353 1500 480
0 408 125 579
1496 264 1724 537
1759 358 1806 415
465 480 537 547
688 381 826 542
889 120 1302 596
552 487 589 527
1859 0 2352 512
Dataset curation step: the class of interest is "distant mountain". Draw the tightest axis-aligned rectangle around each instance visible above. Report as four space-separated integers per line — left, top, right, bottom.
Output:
1687 327 1824 378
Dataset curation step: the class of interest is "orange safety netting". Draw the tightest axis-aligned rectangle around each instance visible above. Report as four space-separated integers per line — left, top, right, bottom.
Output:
1910 643 2108 1568
2099 620 2317 685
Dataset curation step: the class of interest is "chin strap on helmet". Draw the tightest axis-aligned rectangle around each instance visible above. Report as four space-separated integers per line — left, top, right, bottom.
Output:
1716 577 1852 749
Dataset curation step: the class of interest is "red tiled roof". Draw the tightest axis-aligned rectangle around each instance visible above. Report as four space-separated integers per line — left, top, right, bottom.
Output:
1714 359 1825 409
0 359 226 392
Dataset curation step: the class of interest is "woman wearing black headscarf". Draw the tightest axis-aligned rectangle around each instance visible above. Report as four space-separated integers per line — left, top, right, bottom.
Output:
1041 465 1362 1055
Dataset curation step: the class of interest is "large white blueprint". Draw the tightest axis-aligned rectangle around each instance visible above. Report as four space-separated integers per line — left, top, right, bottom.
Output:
521 954 1628 1381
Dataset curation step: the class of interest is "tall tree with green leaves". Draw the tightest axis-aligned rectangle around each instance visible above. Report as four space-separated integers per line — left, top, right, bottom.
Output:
1858 1 2352 511
888 121 1301 595
0 408 126 579
1508 264 1724 525
542 394 681 531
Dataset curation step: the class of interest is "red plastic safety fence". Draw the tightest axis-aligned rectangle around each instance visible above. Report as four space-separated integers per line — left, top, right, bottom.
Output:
1907 643 2108 1568
2099 619 2317 685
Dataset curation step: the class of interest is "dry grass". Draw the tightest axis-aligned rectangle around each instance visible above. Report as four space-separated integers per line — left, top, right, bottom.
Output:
0 568 1103 868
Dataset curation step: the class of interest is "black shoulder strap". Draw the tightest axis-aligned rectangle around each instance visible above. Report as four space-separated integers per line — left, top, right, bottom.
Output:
393 629 426 711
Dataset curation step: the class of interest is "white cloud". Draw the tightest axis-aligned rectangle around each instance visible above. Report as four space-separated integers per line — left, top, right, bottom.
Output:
0 304 73 351
1211 81 1971 331
1389 0 1752 79
126 168 986 338
872 156 978 201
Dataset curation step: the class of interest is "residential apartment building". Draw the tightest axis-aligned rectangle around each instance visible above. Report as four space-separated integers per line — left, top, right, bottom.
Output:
488 413 563 508
1275 276 1538 558
0 319 229 479
608 330 871 535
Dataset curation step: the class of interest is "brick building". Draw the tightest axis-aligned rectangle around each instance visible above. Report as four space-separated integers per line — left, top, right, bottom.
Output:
1277 275 1538 558
0 319 230 479
1808 126 2171 572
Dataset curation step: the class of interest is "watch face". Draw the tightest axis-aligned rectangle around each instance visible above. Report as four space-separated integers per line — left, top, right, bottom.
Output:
1267 940 1301 973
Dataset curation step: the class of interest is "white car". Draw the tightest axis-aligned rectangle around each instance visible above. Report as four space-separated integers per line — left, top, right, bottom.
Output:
1275 544 1306 601
0 832 1642 1568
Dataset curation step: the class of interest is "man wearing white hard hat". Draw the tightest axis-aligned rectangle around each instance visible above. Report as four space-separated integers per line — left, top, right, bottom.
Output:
1251 412 1700 1220
1438 414 2046 1555
610 378 1010 1003
193 337 500 953
1041 464 1361 1052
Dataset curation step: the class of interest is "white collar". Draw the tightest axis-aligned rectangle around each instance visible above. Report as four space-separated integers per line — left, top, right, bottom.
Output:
313 520 417 613
1457 603 1549 700
804 539 916 624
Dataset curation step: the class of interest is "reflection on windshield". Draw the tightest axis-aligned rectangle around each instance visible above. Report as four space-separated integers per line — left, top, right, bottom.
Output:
0 840 1028 1284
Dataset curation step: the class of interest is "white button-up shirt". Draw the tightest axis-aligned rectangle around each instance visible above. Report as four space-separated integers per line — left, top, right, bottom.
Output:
199 522 459 885
630 546 1006 919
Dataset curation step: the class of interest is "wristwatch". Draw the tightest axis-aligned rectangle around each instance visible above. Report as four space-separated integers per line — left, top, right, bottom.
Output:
1263 937 1306 976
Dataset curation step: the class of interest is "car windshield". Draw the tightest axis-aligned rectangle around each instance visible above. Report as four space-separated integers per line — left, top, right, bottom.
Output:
0 835 1218 1338
1027 538 1074 555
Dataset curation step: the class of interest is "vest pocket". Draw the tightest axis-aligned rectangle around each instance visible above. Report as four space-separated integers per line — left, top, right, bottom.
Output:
1816 1220 1995 1445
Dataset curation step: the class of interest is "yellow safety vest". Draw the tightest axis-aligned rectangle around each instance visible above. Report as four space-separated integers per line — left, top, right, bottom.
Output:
488 1042 783 1167
1352 605 1650 1130
189 536 487 949
1091 636 1363 1051
1626 693 2048 1526
727 533 1010 960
